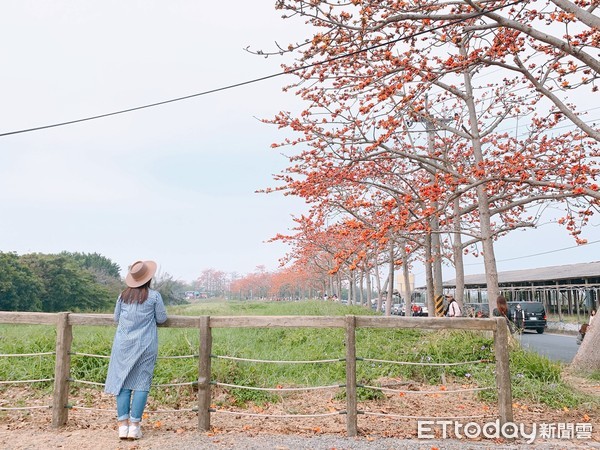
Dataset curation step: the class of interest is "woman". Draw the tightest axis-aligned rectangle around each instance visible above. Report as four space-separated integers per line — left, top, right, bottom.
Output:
445 295 462 317
493 295 514 333
493 295 508 316
104 260 168 440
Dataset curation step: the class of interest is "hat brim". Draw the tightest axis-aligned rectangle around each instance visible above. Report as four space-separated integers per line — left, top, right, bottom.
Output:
124 260 157 288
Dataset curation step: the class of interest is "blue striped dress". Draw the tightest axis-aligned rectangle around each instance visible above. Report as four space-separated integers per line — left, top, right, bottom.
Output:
104 289 168 395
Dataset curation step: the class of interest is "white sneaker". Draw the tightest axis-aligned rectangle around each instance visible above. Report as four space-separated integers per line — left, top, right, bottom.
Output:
118 425 129 439
127 424 142 440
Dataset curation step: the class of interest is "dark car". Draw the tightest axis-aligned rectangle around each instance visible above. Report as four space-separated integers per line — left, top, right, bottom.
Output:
463 303 490 318
507 301 547 334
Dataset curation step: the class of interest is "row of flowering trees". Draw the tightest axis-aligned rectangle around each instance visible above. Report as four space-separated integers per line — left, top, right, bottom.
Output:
228 263 385 303
256 0 599 369
257 0 598 314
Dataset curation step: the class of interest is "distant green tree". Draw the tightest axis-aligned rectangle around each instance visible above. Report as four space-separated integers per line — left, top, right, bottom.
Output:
20 253 113 312
60 251 121 279
60 251 123 303
0 252 43 311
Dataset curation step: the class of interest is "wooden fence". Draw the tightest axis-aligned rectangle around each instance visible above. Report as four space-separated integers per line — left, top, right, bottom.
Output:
0 312 513 436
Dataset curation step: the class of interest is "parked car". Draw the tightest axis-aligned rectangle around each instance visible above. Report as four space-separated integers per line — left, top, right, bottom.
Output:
411 302 428 316
463 303 490 318
507 301 547 334
391 303 404 315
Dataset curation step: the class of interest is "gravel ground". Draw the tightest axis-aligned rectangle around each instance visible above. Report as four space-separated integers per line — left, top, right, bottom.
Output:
1 428 599 450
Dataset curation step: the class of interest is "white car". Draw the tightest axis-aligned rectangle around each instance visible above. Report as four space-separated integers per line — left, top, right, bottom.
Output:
391 303 404 315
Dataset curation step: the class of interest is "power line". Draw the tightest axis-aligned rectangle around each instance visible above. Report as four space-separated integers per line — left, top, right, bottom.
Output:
497 239 600 263
464 239 600 266
0 0 524 138
411 238 600 276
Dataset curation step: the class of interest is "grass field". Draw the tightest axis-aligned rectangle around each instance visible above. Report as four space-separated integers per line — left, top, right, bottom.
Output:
0 300 595 410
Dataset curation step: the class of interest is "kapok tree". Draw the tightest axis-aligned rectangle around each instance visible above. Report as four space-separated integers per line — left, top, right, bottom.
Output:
266 0 598 312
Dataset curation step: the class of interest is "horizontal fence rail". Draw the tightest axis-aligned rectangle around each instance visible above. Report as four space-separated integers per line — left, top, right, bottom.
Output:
0 312 513 436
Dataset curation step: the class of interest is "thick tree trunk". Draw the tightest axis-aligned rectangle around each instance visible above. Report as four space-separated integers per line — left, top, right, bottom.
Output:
571 321 600 371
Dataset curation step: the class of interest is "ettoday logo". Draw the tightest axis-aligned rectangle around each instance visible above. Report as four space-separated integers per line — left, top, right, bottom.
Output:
417 420 593 443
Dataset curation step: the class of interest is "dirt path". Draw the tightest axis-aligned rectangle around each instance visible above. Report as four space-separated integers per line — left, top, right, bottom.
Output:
1 378 598 449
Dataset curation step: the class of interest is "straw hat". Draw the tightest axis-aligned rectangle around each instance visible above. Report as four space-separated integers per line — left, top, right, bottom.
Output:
125 260 157 288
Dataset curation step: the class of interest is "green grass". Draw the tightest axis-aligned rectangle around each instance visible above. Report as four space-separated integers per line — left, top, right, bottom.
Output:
0 300 591 410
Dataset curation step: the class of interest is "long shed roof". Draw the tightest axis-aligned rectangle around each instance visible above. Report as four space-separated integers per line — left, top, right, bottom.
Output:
444 261 600 287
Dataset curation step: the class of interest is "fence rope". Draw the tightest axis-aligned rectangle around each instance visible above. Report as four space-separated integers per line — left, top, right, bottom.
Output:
70 351 197 360
148 407 198 413
69 378 103 387
211 408 342 418
360 357 492 367
0 351 55 357
359 384 494 394
0 405 52 411
69 378 198 388
213 381 342 392
70 352 110 359
67 405 198 413
153 381 197 388
0 378 54 385
212 354 344 364
360 411 492 419
157 354 198 360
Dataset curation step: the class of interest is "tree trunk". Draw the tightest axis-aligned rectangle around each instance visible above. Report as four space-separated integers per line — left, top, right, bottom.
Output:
365 263 373 307
424 98 445 304
453 196 466 308
460 40 500 311
374 258 383 312
571 320 600 371
386 243 394 316
401 241 412 316
349 270 355 305
424 233 435 315
329 273 335 299
358 271 364 307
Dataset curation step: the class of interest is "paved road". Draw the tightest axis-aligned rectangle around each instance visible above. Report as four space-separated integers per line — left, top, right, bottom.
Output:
518 331 579 363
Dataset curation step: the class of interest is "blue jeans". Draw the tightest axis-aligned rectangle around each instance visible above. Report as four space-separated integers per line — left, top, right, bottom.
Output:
116 389 148 422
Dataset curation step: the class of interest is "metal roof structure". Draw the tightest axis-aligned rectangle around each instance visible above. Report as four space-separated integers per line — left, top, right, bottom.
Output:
444 261 600 287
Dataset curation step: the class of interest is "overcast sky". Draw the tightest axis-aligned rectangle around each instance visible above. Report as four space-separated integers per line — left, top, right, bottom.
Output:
1 2 598 285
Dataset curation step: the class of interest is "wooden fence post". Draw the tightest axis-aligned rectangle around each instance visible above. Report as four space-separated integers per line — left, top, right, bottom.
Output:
493 317 514 427
345 315 357 437
197 316 212 431
52 312 72 428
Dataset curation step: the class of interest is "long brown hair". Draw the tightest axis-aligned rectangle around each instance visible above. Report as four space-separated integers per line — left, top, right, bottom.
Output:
121 279 151 304
496 295 508 317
